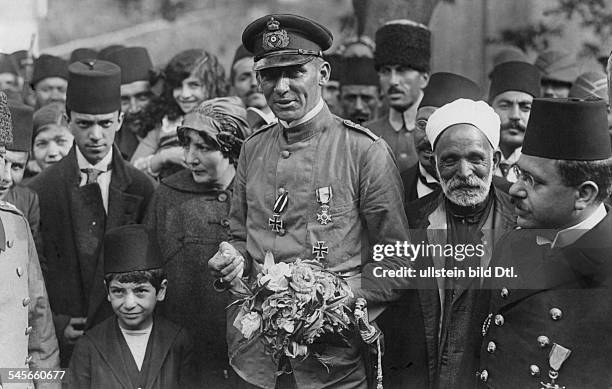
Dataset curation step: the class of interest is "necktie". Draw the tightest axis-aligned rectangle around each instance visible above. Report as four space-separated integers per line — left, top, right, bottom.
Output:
498 162 511 178
80 168 104 185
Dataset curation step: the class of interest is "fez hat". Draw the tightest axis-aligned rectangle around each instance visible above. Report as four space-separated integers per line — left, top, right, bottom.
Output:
535 50 578 85
490 47 529 73
98 44 125 60
104 224 163 274
33 102 67 140
339 57 378 87
374 19 431 73
106 47 153 84
324 53 343 82
568 72 608 103
488 61 541 100
522 98 611 161
66 60 121 115
69 48 98 64
419 72 481 109
0 53 18 75
242 14 333 71
10 50 28 71
7 102 33 152
0 92 14 147
32 54 68 87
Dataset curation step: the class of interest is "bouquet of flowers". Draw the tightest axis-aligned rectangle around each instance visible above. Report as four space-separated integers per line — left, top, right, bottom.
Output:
229 251 355 372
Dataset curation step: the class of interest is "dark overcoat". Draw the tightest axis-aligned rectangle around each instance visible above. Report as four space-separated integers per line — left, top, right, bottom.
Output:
145 169 233 387
478 210 612 388
28 145 154 365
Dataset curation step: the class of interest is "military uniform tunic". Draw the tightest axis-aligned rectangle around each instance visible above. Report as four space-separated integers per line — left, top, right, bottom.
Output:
228 105 410 389
0 202 59 389
478 211 612 388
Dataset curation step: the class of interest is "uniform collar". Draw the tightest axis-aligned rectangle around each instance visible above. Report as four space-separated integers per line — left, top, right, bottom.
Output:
388 91 423 132
279 98 324 129
537 203 607 248
76 146 113 172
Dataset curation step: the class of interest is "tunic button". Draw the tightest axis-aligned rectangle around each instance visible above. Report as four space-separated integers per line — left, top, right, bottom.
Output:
16 266 24 277
25 326 32 335
22 297 31 307
487 341 496 353
221 218 230 227
479 369 488 382
278 187 286 195
500 287 509 298
550 308 562 320
530 364 540 376
494 314 504 326
92 221 96 226
281 150 291 159
7 239 13 248
537 335 550 348
217 192 228 202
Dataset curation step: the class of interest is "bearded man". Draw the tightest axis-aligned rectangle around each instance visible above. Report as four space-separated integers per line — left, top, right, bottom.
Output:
378 99 516 389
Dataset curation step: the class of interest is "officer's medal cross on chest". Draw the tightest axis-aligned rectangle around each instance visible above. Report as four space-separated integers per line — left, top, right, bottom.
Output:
540 343 571 389
269 191 289 234
316 186 332 225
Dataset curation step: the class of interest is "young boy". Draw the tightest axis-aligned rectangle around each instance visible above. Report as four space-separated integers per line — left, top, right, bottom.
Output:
68 224 196 389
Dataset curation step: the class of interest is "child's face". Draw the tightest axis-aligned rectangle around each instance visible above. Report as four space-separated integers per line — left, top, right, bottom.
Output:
106 279 167 330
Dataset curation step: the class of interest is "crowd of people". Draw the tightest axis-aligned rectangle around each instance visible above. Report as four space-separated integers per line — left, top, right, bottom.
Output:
0 9 611 389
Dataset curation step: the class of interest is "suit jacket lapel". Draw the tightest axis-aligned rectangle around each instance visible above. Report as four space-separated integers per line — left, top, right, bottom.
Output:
89 318 133 389
107 145 134 230
144 317 180 389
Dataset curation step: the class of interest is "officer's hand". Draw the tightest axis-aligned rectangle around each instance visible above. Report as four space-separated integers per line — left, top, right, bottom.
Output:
64 317 87 344
209 241 245 283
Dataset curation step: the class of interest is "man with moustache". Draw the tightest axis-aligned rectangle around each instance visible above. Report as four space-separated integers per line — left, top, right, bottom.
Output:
31 54 69 109
339 56 381 124
366 19 430 173
478 98 612 388
489 61 541 183
230 44 275 132
379 99 515 389
106 46 155 160
208 14 410 389
403 72 482 204
29 59 155 366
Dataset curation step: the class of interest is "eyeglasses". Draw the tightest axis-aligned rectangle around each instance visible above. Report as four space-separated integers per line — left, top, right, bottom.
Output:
511 164 535 187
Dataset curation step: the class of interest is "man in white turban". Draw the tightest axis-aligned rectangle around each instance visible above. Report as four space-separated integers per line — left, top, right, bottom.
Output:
381 98 517 389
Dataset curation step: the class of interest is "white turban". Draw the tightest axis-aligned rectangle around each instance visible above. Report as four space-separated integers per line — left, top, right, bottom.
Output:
425 98 500 150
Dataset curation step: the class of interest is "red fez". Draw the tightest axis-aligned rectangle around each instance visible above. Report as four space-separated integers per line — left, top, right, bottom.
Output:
419 72 481 109
242 14 333 71
339 57 378 87
66 60 121 114
98 44 125 60
104 224 163 274
32 54 68 87
106 47 153 84
7 102 33 152
0 92 13 147
522 98 611 161
488 61 541 100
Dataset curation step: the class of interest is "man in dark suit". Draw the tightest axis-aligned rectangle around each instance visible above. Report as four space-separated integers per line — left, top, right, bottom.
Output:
379 99 516 389
478 98 612 388
29 59 155 366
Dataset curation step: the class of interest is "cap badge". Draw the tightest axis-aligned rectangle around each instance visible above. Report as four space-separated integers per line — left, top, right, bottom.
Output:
263 18 289 50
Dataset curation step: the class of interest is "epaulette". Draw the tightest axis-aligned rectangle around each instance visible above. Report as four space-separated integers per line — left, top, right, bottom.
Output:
0 200 23 216
245 121 277 142
342 119 379 141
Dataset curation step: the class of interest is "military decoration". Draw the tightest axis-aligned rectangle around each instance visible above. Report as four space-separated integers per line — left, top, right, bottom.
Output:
316 186 333 225
540 343 571 389
263 18 290 50
269 191 289 234
312 241 328 261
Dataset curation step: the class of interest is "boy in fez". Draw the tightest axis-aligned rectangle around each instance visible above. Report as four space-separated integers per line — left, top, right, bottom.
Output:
68 224 196 388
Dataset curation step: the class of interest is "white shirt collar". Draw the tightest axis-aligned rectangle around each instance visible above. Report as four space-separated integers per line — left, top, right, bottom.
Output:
76 146 113 171
279 98 324 128
536 203 607 248
389 91 423 132
499 146 522 164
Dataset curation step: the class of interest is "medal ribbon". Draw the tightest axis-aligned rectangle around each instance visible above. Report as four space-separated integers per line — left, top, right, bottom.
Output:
549 343 571 371
273 191 289 214
316 186 332 204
